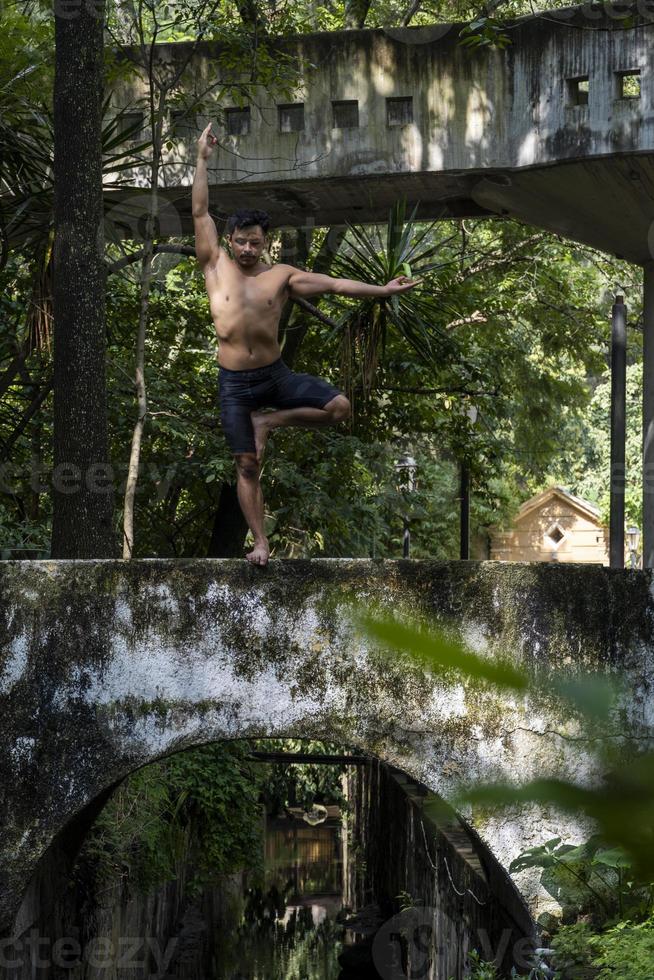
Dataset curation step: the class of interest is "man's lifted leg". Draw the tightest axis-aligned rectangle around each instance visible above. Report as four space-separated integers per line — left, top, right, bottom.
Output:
237 394 351 565
250 394 351 462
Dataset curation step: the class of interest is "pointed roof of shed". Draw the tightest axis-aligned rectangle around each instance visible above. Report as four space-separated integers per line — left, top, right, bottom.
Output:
514 485 602 526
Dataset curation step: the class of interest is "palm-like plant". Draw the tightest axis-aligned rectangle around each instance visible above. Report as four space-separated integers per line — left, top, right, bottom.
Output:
329 199 466 409
0 65 52 272
1 81 151 352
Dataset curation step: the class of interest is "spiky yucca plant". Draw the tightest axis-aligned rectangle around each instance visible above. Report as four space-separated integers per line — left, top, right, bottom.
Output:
330 199 460 412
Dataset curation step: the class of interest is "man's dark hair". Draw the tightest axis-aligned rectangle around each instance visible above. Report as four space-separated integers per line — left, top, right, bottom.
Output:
226 209 271 236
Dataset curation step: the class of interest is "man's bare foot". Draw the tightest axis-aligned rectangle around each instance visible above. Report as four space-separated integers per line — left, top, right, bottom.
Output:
250 411 272 463
246 538 270 566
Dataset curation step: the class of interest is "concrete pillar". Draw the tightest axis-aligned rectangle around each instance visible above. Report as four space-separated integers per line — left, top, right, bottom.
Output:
610 295 627 568
642 263 654 567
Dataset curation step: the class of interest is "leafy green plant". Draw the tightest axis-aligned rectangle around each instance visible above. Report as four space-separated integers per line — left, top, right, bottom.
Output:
510 835 652 923
458 17 512 49
396 889 416 912
330 199 464 406
79 741 264 895
552 915 654 979
464 949 499 978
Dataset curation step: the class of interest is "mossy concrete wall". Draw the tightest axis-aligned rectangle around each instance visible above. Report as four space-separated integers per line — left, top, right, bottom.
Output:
1 558 654 934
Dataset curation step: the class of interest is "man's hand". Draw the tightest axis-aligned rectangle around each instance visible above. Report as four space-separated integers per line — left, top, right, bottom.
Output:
197 122 218 160
384 275 422 296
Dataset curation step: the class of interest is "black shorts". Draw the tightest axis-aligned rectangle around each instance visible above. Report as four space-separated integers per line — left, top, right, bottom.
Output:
218 356 342 455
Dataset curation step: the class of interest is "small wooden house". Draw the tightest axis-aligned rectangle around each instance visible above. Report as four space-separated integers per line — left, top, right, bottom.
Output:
489 486 609 564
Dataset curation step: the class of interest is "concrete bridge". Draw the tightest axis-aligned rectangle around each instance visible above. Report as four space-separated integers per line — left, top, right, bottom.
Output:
2 558 653 939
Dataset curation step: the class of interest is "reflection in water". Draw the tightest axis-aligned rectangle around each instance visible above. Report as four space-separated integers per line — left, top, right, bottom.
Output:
215 815 346 979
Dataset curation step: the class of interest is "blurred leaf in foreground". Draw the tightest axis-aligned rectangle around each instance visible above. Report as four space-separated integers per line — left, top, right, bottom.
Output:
359 609 654 881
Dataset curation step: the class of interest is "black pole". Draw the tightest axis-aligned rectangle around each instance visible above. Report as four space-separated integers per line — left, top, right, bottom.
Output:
610 294 627 568
460 462 470 560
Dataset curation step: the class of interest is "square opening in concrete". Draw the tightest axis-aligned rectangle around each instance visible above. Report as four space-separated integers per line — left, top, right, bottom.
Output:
170 110 195 137
616 69 641 99
566 76 589 107
332 100 359 129
117 110 146 140
387 96 413 126
278 103 305 133
225 107 251 136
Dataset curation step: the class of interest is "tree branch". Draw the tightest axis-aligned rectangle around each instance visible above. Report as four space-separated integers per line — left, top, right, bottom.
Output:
0 377 53 460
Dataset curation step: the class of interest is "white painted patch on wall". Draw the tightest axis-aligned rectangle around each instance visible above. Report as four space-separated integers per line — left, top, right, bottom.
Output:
10 736 35 766
0 636 28 693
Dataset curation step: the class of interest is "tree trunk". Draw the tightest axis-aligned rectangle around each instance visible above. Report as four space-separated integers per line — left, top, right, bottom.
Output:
51 0 115 557
344 0 371 28
206 483 249 557
122 90 166 559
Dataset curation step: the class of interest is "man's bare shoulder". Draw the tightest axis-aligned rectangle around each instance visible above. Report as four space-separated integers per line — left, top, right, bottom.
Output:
249 263 296 284
269 263 304 282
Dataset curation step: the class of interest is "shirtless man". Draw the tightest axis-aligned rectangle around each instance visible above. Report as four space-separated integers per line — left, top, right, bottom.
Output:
193 122 419 566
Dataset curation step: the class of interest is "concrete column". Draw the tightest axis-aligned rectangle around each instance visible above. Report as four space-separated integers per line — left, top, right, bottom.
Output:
642 263 654 567
610 295 627 568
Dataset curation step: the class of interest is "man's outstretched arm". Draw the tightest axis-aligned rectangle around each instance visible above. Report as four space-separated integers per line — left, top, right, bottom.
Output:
193 122 221 268
287 269 420 299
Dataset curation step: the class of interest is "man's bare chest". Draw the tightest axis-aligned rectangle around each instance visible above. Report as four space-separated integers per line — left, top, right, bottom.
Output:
204 264 287 311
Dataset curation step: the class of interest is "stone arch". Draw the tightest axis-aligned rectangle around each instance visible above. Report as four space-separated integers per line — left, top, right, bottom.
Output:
10 734 535 979
2 558 652 935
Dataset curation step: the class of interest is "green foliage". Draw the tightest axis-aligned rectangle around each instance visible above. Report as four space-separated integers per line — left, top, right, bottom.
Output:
552 916 654 979
254 738 349 813
572 363 643 529
510 835 653 922
463 949 500 978
459 17 512 49
330 199 451 402
460 948 550 979
79 741 264 894
362 609 529 691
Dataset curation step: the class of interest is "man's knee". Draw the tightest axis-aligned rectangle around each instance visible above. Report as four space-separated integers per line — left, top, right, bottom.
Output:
325 395 351 422
235 454 260 480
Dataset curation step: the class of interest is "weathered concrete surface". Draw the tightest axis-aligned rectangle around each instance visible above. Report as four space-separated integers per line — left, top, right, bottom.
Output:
344 761 535 978
107 3 654 261
1 558 654 933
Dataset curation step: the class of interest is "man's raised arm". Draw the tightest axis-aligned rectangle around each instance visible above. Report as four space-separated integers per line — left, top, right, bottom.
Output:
193 123 221 268
287 269 420 299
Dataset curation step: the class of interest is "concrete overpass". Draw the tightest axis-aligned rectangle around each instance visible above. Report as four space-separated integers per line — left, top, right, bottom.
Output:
2 559 653 939
108 3 654 262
